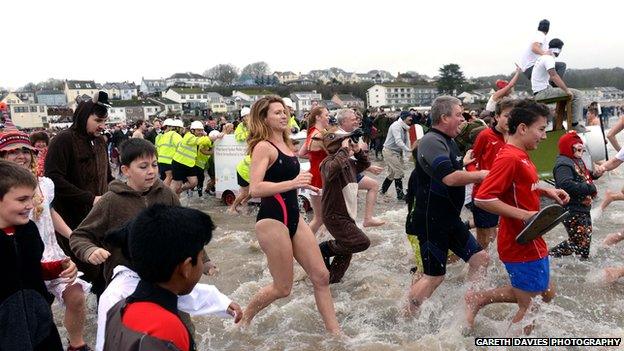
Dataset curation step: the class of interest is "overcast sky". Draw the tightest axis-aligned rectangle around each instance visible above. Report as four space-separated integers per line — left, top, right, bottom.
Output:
2 0 621 89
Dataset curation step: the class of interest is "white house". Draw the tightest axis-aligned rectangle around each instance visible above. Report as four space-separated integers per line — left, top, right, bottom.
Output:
163 87 210 105
109 100 162 123
140 78 167 95
165 72 214 88
9 103 48 129
366 84 438 108
273 71 299 84
290 91 322 112
231 89 275 103
64 80 97 109
0 92 24 105
148 97 183 116
99 82 137 100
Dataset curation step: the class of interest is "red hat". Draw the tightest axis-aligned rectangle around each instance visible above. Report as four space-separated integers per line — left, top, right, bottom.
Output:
558 131 583 159
495 80 509 90
0 131 37 152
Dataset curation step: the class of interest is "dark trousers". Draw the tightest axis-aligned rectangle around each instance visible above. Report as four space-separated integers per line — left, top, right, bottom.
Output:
323 217 371 283
550 211 592 259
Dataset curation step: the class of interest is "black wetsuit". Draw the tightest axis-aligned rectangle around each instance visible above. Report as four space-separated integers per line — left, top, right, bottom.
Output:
256 141 300 237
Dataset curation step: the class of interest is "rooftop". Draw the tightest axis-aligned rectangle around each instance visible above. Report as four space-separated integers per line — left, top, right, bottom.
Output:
110 99 158 107
148 97 181 105
168 72 208 80
66 80 96 89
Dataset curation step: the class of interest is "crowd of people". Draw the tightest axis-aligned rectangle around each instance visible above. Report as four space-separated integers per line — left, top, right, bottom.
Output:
2 19 624 351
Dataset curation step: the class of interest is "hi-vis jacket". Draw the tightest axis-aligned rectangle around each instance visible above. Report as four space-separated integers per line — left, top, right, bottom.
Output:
155 130 182 165
172 132 211 168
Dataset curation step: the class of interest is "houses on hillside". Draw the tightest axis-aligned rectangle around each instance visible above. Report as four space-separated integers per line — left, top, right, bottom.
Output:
290 91 322 112
165 72 214 88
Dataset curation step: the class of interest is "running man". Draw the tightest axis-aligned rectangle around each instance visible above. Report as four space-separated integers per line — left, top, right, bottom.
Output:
405 96 490 315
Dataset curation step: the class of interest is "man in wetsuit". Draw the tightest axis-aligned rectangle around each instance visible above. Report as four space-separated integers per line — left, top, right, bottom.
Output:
405 95 490 315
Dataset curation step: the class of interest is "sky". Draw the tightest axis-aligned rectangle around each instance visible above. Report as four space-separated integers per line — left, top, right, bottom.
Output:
2 0 622 89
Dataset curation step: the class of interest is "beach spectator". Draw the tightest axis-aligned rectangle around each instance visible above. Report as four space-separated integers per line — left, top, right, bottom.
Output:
170 121 212 195
0 160 70 350
29 130 50 177
282 97 300 133
145 118 162 144
381 111 414 200
45 91 113 295
373 113 391 159
485 65 522 113
103 205 241 351
132 119 147 139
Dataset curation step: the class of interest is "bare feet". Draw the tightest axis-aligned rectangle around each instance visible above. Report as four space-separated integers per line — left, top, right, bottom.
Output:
363 217 385 227
604 267 624 284
600 190 616 211
464 290 483 329
403 296 422 318
603 232 624 246
203 261 219 276
226 207 240 215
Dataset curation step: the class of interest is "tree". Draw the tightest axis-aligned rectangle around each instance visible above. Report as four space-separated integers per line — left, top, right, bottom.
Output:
204 64 239 85
436 64 466 95
241 61 270 78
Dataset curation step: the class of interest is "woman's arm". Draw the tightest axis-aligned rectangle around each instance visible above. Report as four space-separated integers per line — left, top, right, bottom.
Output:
493 65 522 100
607 116 624 151
51 208 72 239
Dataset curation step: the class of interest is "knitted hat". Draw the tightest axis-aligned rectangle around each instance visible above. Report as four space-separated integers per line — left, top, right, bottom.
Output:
558 130 583 159
0 131 37 152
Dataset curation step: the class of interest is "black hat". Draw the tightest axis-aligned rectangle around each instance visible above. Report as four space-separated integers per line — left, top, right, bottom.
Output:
549 38 564 50
92 91 111 109
538 19 550 33
399 111 412 120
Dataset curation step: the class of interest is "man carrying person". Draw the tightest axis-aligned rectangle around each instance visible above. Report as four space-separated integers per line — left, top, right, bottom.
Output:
520 19 566 80
336 108 385 227
405 96 490 315
532 38 587 133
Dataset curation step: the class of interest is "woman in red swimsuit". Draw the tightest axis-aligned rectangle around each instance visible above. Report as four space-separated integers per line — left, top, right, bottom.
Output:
298 106 329 234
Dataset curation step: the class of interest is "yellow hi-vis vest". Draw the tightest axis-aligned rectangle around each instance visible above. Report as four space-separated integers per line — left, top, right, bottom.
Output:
234 123 249 142
236 155 251 182
195 138 213 169
156 130 182 165
172 132 211 168
288 116 299 132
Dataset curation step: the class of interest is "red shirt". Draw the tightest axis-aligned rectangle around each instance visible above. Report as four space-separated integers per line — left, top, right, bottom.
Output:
475 144 547 263
467 127 506 197
122 302 190 351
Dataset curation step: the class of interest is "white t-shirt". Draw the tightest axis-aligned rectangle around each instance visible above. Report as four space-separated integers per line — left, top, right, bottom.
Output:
485 95 497 112
519 31 547 71
531 54 556 93
615 147 624 161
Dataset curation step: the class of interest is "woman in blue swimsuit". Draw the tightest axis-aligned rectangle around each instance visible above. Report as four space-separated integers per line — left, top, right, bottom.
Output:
240 96 340 334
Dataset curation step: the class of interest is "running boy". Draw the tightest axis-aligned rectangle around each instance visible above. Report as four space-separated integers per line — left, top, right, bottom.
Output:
0 160 76 350
466 98 514 249
469 99 570 330
104 205 242 351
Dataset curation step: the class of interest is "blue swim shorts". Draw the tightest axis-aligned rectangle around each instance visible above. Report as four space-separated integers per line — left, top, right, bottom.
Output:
504 256 550 293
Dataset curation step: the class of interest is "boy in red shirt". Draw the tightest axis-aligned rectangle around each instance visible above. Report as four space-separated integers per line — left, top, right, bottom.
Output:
467 99 569 331
466 98 515 249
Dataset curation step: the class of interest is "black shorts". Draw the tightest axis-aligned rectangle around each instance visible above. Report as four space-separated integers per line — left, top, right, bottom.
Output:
237 172 249 187
412 211 483 276
471 202 499 229
194 166 205 178
171 160 195 181
158 162 172 173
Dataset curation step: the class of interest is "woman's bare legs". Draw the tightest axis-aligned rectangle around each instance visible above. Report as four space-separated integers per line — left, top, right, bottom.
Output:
308 194 324 234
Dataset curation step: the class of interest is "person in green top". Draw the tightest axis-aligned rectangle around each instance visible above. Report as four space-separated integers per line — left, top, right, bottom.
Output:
283 97 300 133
